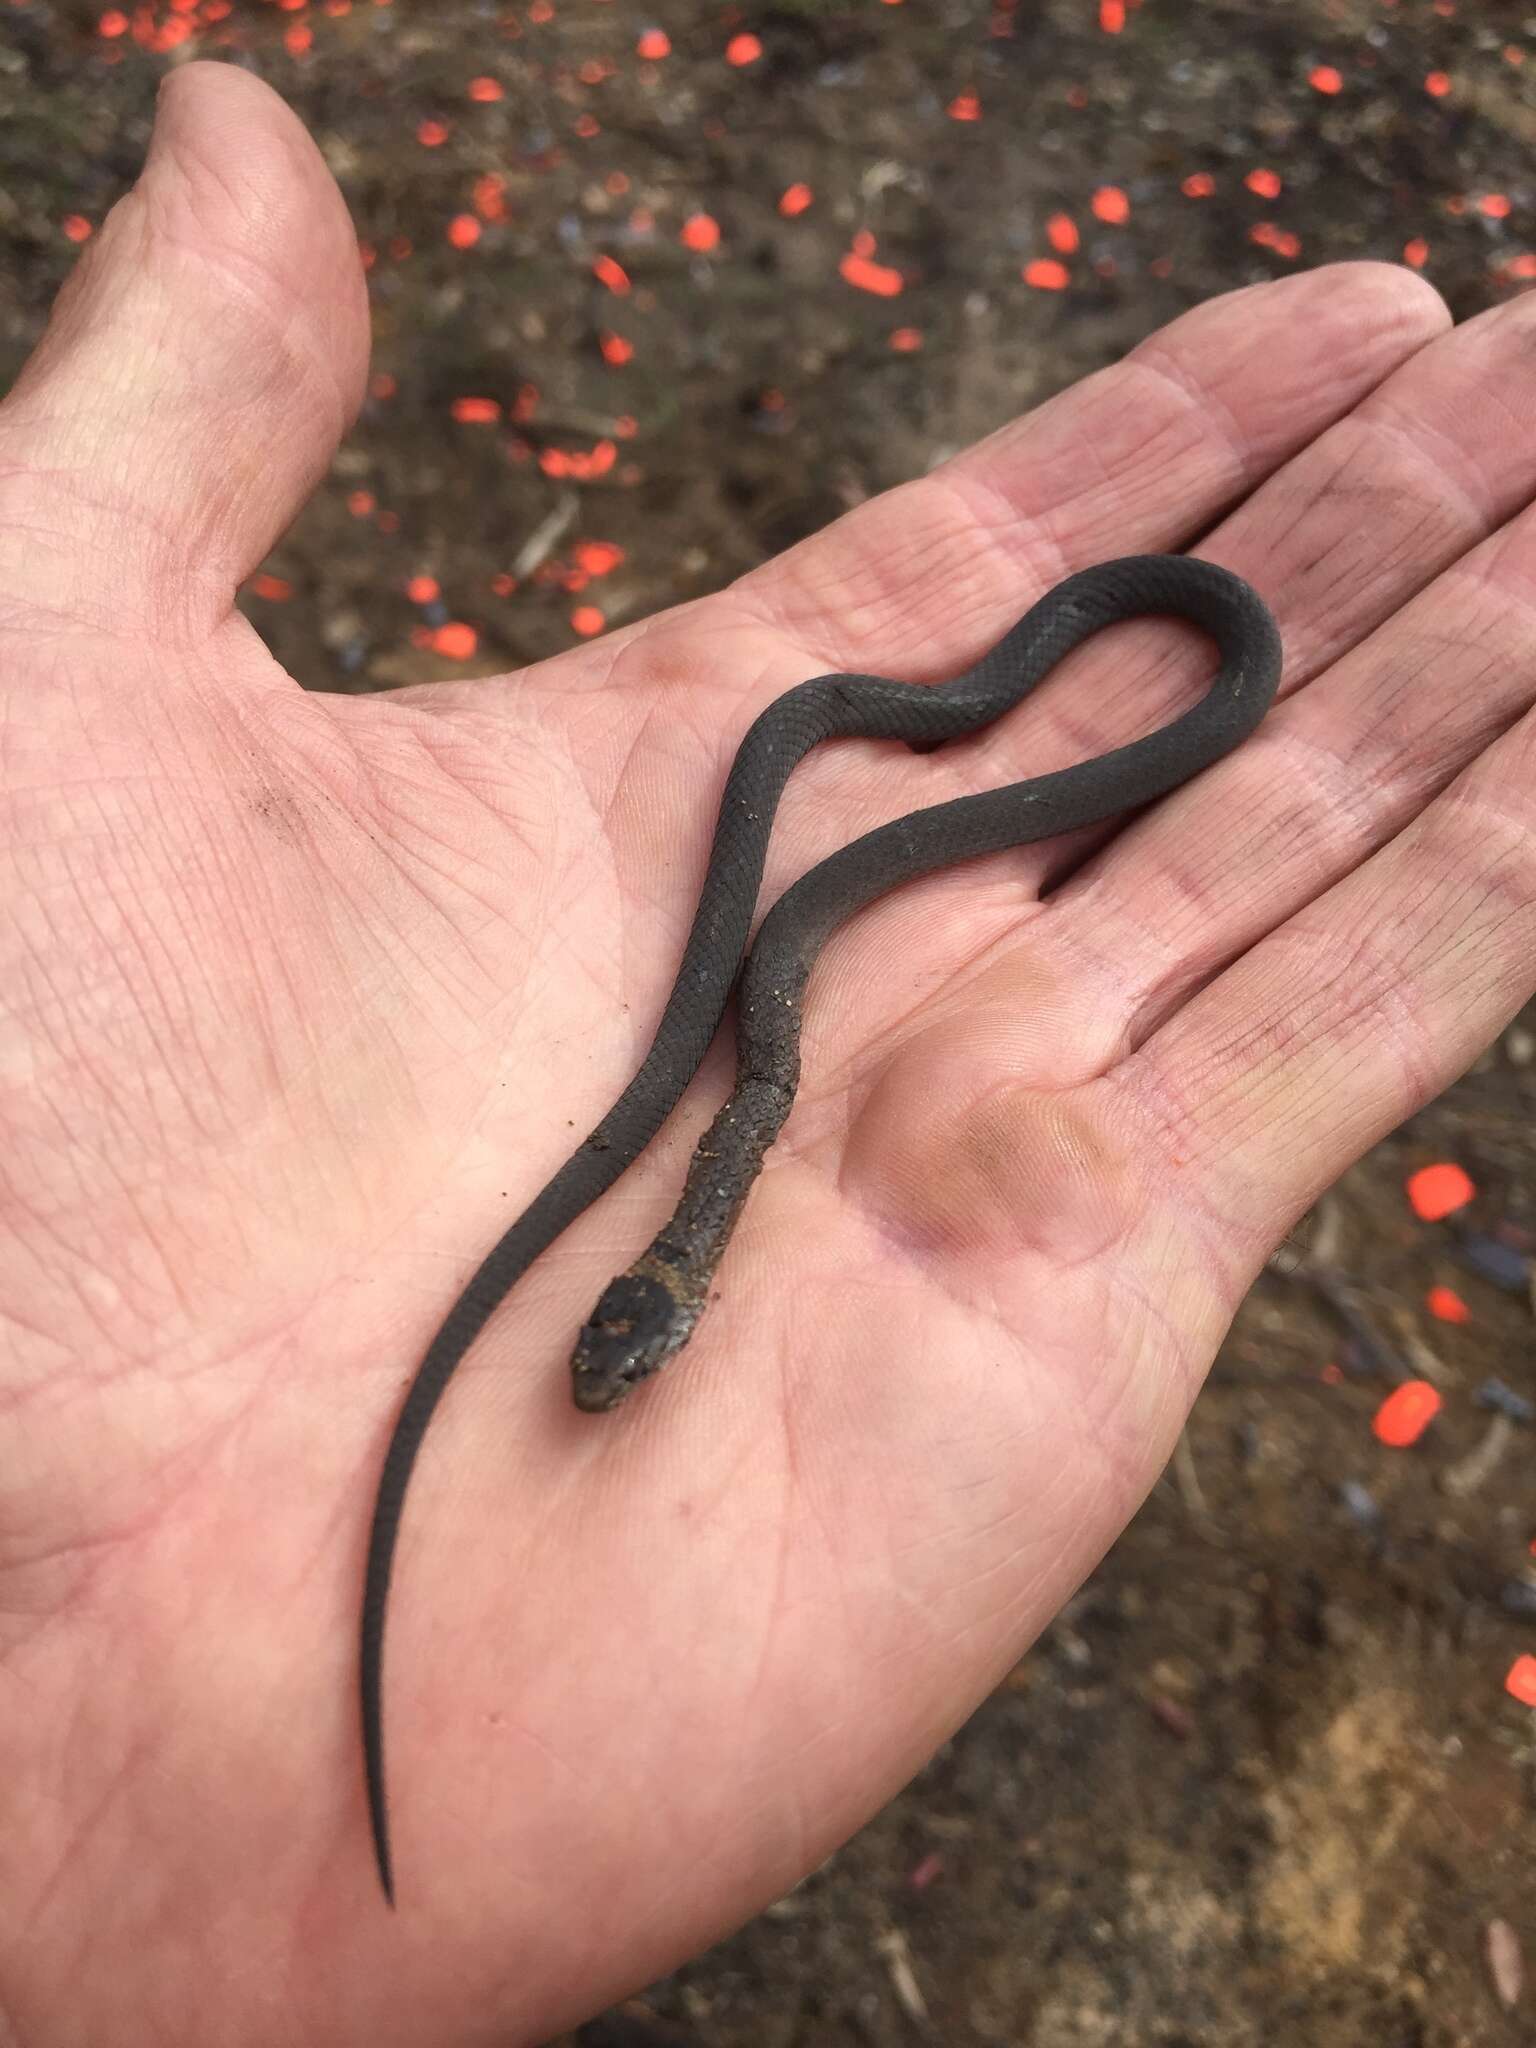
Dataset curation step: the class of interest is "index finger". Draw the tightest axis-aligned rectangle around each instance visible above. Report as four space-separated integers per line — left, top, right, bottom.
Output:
735 263 1447 677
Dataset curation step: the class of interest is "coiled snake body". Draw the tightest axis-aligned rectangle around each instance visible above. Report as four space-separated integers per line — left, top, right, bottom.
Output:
360 553 1282 1902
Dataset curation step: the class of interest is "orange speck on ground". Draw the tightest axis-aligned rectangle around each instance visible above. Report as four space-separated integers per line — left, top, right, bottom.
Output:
1046 212 1079 253
490 574 517 597
947 92 981 121
1426 1285 1470 1324
1503 252 1536 279
726 31 762 64
98 8 129 32
851 228 876 257
448 214 483 248
417 120 450 147
528 0 553 19
1506 1656 1536 1707
839 251 903 296
571 605 606 636
574 115 601 139
1023 257 1070 290
1319 1362 1344 1386
1309 63 1343 94
512 384 540 421
1245 167 1282 198
599 331 634 365
1091 185 1129 223
406 576 441 604
473 174 509 221
451 396 501 423
592 253 631 294
1406 1161 1475 1221
573 540 625 576
1424 70 1451 96
62 215 93 243
1403 236 1430 268
252 574 292 602
468 76 504 102
433 623 478 659
284 22 312 52
1373 1381 1442 1448
779 182 814 217
681 213 721 252
370 372 397 400
1099 0 1124 30
1181 172 1215 197
376 511 400 535
1250 221 1301 259
1478 192 1512 218
347 490 375 518
889 326 923 351
636 27 670 58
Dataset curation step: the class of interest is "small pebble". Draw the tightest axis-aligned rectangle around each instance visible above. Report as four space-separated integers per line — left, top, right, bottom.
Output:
1486 1918 1524 2009
1455 1230 1529 1292
1498 1580 1536 1618
1338 1479 1383 1531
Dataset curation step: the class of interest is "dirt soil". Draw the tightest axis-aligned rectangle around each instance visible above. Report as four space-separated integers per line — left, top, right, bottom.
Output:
2 1 1533 2043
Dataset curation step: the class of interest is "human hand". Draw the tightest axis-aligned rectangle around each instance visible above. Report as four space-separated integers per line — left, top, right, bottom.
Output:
3 61 1530 2048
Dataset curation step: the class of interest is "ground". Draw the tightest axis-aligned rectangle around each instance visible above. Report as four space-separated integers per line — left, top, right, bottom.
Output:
1 0 1532 2042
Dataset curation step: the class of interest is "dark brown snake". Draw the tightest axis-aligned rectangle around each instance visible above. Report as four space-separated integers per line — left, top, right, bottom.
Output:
359 552 1283 1902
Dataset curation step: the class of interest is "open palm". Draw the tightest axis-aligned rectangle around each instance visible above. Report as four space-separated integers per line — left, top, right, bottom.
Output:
4 63 1533 2048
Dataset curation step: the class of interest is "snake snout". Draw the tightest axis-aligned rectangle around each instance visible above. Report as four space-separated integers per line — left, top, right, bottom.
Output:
570 1270 685 1412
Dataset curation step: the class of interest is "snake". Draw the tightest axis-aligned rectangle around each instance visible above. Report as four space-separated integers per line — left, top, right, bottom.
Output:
359 552 1282 1904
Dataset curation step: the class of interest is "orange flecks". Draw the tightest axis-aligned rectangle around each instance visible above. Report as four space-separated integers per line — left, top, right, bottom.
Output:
605 172 630 198
490 573 517 597
840 250 904 296
1505 45 1524 66
433 623 478 659
578 58 613 86
1406 1162 1475 1221
1250 221 1301 259
1181 171 1215 198
1100 0 1124 30
1319 1361 1344 1386
451 396 501 423
574 114 601 139
851 227 876 257
1373 1381 1443 1448
347 490 375 519
637 27 670 58
1046 212 1079 253
370 371 397 400
1403 236 1430 269
572 540 624 576
448 214 483 248
599 331 634 365
152 15 195 49
1424 70 1451 96
1245 167 1282 198
1446 194 1467 217
98 7 129 31
528 0 553 18
614 414 637 438
539 439 617 481
681 213 721 252
592 253 631 294
1506 1656 1536 1707
1478 192 1512 219
1427 1285 1470 1324
629 205 655 234
473 174 509 221
1091 185 1129 224
571 605 606 636
417 119 450 147
1503 252 1536 280
377 511 400 535
726 31 762 64
512 383 539 422
406 575 441 604
947 92 981 121
62 215 93 243
1309 63 1343 94
468 76 504 102
284 22 312 52
779 182 814 217
1023 257 1070 290
252 574 292 602
889 326 923 351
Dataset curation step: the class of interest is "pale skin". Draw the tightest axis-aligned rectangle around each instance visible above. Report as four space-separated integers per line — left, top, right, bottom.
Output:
2 57 1533 2048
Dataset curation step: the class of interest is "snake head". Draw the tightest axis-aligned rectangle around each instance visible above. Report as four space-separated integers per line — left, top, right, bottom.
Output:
570 1269 695 1413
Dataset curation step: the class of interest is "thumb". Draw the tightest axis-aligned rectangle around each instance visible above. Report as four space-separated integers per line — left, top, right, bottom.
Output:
0 62 369 645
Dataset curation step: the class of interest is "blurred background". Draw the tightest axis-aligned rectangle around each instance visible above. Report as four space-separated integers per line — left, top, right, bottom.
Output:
2 1 1533 2041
